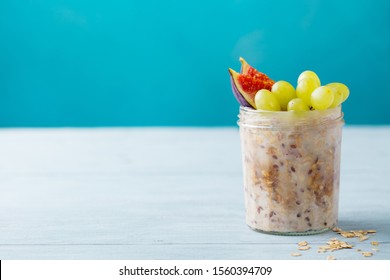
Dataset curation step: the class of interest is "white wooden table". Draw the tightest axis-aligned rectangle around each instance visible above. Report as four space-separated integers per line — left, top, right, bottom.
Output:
0 127 389 259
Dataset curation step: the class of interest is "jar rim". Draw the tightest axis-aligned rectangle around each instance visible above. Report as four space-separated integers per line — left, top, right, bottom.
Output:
239 105 341 115
238 106 344 129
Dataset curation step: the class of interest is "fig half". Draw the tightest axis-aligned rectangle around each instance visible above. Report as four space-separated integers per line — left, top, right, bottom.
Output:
228 57 274 108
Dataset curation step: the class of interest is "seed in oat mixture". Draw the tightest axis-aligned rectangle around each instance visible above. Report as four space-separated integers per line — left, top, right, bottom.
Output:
305 217 310 221
361 252 373 257
308 169 313 175
291 252 302 257
290 144 297 149
272 155 278 159
291 166 296 172
371 241 379 246
298 246 311 251
297 213 301 218
356 249 362 252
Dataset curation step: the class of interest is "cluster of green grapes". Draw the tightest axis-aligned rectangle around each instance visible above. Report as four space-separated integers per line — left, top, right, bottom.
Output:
254 71 349 112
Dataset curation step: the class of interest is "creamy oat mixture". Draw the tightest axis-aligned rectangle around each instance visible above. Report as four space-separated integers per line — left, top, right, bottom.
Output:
239 107 343 234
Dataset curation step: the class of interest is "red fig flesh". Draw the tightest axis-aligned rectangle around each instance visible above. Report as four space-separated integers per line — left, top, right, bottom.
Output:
229 58 274 108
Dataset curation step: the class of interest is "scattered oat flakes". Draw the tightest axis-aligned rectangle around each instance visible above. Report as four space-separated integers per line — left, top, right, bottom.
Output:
362 252 373 257
298 241 308 247
334 228 377 241
332 227 342 232
318 238 353 252
291 252 302 257
340 231 355 238
359 235 369 242
291 227 377 259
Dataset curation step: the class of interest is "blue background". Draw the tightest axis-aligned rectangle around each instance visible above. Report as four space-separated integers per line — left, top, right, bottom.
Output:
0 0 389 127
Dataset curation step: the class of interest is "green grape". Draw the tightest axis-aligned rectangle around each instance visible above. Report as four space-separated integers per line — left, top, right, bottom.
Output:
298 70 321 87
311 86 335 110
287 98 309 112
271 81 296 111
328 86 343 108
254 89 281 111
296 78 318 107
327 82 350 102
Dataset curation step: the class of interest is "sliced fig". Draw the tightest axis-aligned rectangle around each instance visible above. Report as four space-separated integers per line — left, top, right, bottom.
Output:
229 73 252 107
239 57 251 74
229 57 274 108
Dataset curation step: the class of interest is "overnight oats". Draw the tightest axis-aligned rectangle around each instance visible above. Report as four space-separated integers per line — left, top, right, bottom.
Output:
228 57 349 235
239 107 343 234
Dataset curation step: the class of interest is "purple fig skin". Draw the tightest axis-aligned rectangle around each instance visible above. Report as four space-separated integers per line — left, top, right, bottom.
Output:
230 76 254 108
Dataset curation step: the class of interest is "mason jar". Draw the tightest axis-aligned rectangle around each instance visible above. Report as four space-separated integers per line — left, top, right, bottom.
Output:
238 106 344 235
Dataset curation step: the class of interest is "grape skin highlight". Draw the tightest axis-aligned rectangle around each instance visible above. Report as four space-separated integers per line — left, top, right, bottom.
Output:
298 70 321 87
296 78 318 107
327 82 350 102
287 98 309 112
328 86 343 108
271 81 296 111
311 86 335 110
255 89 281 111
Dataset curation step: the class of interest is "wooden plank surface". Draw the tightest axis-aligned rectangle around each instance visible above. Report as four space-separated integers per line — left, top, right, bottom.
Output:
0 127 389 259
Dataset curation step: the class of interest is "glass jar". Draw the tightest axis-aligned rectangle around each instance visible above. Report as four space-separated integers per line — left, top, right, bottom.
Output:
238 106 344 235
